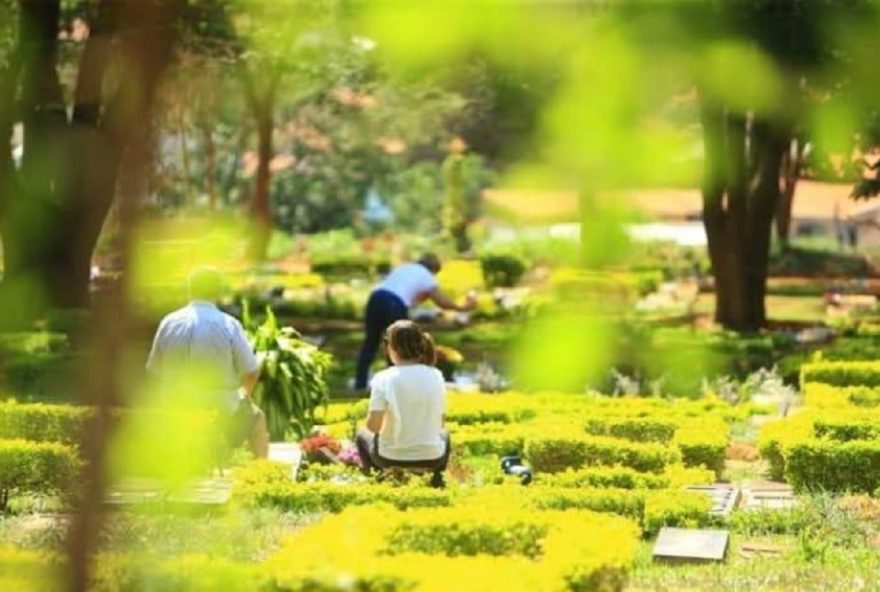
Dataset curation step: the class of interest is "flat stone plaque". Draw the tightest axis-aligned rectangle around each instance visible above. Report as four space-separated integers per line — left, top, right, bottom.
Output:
167 477 233 506
743 484 796 511
653 528 729 563
685 485 741 517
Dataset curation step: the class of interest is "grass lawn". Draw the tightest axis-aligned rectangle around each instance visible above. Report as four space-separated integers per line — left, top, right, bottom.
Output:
694 293 826 324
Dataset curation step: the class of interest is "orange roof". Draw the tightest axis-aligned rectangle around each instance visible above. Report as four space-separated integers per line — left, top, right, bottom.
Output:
484 181 859 222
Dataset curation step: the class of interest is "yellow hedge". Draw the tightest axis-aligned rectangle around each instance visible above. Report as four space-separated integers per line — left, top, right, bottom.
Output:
268 504 640 592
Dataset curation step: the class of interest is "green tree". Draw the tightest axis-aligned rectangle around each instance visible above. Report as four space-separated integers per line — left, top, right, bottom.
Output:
0 0 235 320
691 1 879 330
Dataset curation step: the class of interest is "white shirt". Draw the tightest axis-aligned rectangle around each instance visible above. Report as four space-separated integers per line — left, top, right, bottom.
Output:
369 364 446 461
146 301 259 411
375 263 438 307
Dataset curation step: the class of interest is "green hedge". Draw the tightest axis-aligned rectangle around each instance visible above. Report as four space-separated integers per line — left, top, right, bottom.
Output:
525 435 680 474
757 414 816 481
0 401 90 445
641 490 712 537
583 417 677 443
539 466 668 490
814 418 880 442
673 429 728 478
0 439 80 509
310 254 390 278
237 480 452 513
785 439 880 493
385 519 547 559
528 487 645 519
800 361 880 388
454 429 524 457
479 253 528 288
527 487 711 537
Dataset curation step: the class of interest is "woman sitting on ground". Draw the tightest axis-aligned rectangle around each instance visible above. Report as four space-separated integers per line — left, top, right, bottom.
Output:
355 320 450 486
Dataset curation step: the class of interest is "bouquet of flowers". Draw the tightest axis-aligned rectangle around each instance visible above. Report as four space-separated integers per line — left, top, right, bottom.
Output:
300 433 342 464
337 442 362 469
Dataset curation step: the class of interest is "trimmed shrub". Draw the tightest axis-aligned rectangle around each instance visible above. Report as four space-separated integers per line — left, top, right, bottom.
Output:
236 479 452 513
540 466 668 490
801 361 880 388
526 487 711 537
310 254 390 278
479 252 528 288
386 516 547 558
0 401 90 445
528 487 645 519
757 413 816 481
814 418 880 442
673 429 728 478
0 439 80 509
785 439 880 494
539 465 713 490
802 383 871 409
454 426 524 457
525 435 680 474
584 417 677 443
642 490 712 536
267 504 640 592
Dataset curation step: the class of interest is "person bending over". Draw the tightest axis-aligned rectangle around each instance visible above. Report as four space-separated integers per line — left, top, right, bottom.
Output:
354 253 474 390
355 320 450 486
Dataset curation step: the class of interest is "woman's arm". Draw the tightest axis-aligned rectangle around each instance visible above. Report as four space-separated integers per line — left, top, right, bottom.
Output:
427 287 476 312
366 410 385 433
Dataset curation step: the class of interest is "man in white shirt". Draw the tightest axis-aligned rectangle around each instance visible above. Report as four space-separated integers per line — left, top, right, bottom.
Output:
353 253 475 390
146 268 269 458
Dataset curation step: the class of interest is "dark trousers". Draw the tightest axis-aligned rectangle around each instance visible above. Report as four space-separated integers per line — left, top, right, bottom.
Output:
355 428 451 473
355 290 408 389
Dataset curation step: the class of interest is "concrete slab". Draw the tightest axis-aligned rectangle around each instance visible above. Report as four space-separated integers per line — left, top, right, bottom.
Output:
685 485 741 517
653 528 730 563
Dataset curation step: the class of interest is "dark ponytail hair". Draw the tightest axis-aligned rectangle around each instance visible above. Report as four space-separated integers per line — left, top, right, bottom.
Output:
385 320 436 366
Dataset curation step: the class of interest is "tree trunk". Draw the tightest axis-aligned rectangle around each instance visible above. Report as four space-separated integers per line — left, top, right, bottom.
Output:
243 69 279 262
0 0 124 317
61 5 185 592
775 138 801 249
250 110 273 260
203 125 217 210
700 96 789 332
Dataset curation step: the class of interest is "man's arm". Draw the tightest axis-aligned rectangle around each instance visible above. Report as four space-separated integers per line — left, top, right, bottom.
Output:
241 370 260 399
145 319 167 374
427 287 476 312
366 410 384 432
231 318 260 399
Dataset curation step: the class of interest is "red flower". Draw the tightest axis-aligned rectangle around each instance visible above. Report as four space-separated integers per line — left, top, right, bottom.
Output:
300 434 342 455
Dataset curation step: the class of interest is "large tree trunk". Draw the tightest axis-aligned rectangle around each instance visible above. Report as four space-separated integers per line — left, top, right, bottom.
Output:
59 6 185 592
0 0 129 317
700 98 789 331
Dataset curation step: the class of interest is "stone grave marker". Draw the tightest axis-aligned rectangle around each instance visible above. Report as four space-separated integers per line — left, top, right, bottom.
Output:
268 442 303 480
743 482 796 511
167 477 232 506
105 478 165 506
106 477 233 507
685 485 741 517
652 528 730 563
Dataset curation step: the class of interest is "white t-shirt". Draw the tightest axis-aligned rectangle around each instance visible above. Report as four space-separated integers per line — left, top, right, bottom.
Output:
369 364 446 461
146 301 259 411
376 263 438 307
